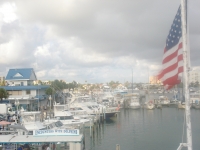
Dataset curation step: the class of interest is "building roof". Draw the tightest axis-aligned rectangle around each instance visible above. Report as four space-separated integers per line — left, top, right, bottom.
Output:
1 85 50 91
5 68 37 80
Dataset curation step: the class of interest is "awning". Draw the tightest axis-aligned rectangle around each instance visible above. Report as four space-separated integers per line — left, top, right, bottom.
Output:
0 134 83 143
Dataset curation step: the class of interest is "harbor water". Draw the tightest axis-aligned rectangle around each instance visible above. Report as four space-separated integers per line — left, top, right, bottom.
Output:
84 107 200 150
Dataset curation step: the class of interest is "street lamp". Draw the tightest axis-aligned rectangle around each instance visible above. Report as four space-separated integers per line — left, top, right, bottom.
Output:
15 100 19 121
49 95 52 112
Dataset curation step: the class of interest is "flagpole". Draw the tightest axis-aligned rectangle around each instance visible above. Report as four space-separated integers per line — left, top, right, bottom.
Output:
181 0 192 150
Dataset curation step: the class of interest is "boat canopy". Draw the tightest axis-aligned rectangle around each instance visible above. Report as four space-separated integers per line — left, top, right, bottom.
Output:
0 134 83 144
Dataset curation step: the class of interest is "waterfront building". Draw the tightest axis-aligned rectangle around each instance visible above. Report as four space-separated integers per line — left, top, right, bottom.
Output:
0 76 5 86
0 68 50 111
149 75 162 85
189 69 200 84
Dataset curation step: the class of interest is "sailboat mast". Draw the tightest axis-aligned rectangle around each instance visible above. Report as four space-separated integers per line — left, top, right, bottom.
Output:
181 0 192 149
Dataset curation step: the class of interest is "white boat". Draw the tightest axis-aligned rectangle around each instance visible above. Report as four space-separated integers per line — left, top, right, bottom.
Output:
43 120 82 131
71 100 119 119
129 94 141 109
190 93 200 109
52 104 92 127
177 101 185 109
159 95 170 106
145 100 155 110
20 111 46 134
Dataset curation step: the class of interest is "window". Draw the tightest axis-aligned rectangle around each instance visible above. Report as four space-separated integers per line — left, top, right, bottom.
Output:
26 90 31 94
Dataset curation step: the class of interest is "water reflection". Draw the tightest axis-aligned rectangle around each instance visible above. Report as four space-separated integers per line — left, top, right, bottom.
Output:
85 108 200 150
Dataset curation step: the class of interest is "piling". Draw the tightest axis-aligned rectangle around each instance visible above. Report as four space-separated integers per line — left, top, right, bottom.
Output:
93 118 95 134
83 123 86 148
101 108 104 123
89 119 92 138
99 110 101 125
116 144 120 150
103 108 106 120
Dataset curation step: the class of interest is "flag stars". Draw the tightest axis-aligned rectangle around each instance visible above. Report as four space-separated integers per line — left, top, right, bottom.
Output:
166 6 182 50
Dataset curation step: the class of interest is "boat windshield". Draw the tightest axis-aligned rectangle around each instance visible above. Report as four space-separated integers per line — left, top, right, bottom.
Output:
35 114 40 121
102 99 109 102
55 121 63 127
59 116 73 120
87 106 93 110
23 115 35 122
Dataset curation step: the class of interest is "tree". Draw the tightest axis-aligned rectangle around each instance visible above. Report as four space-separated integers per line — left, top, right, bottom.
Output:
45 87 54 109
0 88 9 100
45 88 54 96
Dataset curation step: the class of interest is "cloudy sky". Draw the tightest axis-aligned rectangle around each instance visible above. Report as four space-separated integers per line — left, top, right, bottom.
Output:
0 0 199 84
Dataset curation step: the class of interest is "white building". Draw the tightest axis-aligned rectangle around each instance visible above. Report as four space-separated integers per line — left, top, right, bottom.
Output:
189 70 200 84
0 68 50 111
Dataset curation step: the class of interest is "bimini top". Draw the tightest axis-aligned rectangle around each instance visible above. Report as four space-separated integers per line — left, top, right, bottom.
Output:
0 134 83 144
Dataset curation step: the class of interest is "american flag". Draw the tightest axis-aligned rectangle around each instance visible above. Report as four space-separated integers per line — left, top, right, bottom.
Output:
158 6 183 89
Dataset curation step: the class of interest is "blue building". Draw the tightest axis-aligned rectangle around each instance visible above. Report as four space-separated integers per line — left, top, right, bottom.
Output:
0 68 50 111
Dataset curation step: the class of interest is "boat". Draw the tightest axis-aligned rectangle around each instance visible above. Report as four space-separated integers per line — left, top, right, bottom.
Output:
51 103 92 128
20 111 46 135
158 95 170 107
177 101 185 109
129 93 141 109
71 96 120 119
190 93 200 109
156 100 162 109
145 100 155 110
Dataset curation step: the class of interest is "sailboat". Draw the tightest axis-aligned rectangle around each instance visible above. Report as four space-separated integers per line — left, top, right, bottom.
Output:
158 0 192 149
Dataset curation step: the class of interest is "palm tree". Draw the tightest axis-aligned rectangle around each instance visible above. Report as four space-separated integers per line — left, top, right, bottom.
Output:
45 88 54 110
0 88 9 100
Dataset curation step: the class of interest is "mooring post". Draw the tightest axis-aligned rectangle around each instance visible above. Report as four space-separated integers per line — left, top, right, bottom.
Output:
116 144 120 150
103 107 106 120
90 119 92 138
102 108 104 123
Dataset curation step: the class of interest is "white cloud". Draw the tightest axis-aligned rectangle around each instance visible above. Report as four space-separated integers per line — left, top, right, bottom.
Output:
0 2 17 23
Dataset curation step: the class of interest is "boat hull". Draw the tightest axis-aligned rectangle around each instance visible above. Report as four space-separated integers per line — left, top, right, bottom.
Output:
146 104 155 110
129 106 141 109
177 103 185 109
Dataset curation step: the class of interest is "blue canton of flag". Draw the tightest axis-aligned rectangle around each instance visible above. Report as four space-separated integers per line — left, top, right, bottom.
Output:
166 6 182 50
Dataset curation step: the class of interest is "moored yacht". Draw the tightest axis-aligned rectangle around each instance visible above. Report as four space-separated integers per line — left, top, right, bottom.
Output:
129 93 141 109
158 95 170 106
20 111 46 135
50 103 92 128
145 100 155 110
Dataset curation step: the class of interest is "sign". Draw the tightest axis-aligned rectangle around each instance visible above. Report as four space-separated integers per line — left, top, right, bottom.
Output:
33 129 79 136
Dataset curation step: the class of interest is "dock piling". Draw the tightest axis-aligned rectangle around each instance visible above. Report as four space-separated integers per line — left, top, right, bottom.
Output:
116 144 120 150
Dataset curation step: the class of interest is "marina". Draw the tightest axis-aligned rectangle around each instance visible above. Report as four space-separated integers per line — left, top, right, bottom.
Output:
0 0 200 150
